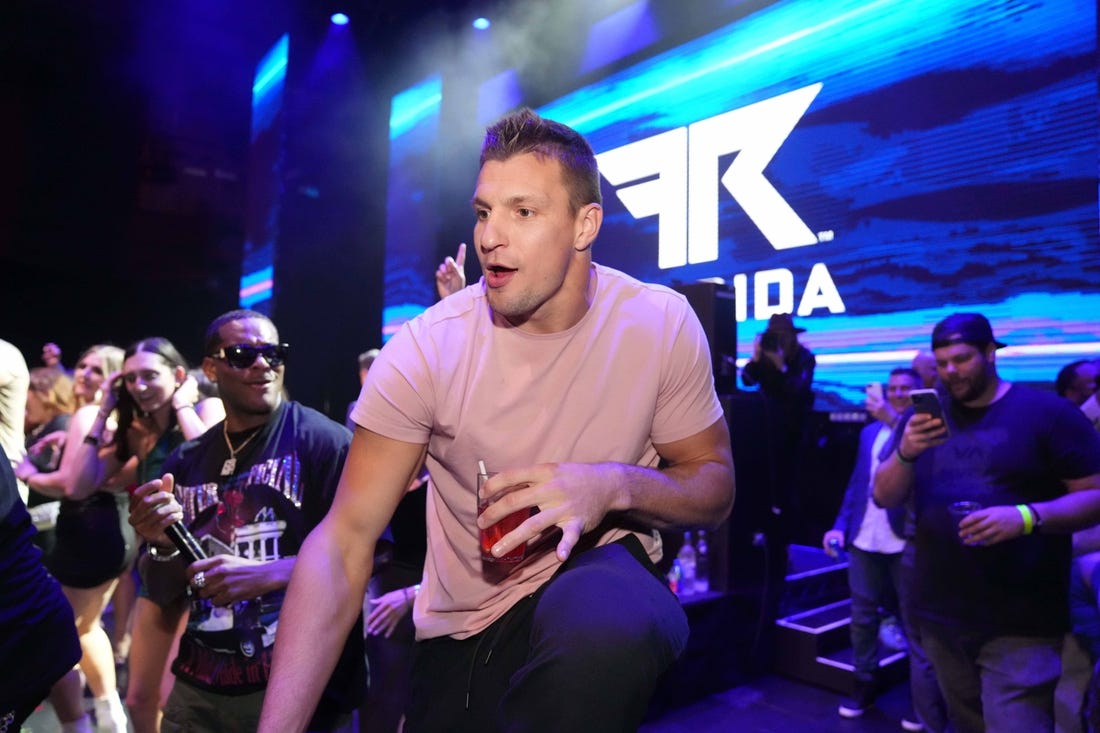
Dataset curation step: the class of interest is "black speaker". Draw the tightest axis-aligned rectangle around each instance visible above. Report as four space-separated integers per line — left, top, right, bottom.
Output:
791 411 865 546
721 391 777 590
672 281 738 395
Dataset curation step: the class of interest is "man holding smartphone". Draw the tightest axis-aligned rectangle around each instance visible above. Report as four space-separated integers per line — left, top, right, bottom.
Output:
874 312 1100 733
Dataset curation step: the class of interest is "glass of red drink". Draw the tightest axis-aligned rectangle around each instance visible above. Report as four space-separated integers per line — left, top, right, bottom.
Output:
477 471 529 563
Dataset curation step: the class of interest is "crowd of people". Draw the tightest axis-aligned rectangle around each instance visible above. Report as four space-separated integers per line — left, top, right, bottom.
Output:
822 316 1100 733
1 108 1099 733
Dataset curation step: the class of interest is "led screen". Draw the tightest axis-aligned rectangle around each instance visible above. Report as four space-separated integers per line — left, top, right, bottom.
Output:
383 75 444 334
384 0 1098 408
240 33 289 313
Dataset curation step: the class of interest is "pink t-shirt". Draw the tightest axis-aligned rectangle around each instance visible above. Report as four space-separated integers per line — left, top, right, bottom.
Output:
351 264 723 640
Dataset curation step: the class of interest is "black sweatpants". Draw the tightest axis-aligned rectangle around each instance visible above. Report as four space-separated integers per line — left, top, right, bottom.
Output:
404 535 688 733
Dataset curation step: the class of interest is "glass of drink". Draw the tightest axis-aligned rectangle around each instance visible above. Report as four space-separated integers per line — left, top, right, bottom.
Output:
477 471 529 563
948 500 982 544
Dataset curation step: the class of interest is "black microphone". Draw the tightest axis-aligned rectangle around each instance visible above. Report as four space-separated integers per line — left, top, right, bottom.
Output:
127 479 207 563
165 522 207 564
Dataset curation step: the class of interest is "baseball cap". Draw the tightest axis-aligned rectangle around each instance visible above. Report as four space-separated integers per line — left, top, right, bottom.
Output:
931 312 1007 350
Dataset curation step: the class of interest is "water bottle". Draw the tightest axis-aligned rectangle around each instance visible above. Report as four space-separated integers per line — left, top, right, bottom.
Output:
677 531 696 597
694 530 710 594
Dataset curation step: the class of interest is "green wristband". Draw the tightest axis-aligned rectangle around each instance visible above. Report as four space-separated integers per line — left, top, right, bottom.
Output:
1016 504 1034 535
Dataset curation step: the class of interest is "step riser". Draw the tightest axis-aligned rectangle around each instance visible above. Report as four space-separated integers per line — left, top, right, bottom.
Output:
780 546 850 617
773 544 910 694
776 650 910 695
775 620 910 694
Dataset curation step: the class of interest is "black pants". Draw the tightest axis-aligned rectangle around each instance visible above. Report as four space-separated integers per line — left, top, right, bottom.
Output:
405 536 688 733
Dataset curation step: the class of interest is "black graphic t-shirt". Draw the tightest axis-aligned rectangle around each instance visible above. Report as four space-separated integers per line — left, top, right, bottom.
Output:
160 401 364 724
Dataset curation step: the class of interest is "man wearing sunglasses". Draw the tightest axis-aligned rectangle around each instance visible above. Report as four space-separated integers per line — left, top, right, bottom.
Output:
129 309 364 732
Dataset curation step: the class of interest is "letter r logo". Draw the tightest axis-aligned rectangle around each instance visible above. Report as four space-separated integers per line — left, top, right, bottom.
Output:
596 83 823 269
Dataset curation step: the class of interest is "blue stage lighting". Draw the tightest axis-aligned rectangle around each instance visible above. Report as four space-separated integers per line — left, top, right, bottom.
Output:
472 17 491 30
331 12 349 25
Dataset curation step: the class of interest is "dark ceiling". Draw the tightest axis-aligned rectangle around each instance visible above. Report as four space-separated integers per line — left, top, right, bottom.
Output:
0 0 475 367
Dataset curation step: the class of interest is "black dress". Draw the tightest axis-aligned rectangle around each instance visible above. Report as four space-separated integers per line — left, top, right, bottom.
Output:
43 424 165 590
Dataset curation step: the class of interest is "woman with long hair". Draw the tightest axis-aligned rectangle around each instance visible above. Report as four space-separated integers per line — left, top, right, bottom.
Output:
63 338 220 732
18 345 125 503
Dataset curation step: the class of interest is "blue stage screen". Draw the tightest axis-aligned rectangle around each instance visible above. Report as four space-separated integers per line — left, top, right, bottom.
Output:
240 33 289 313
382 75 443 339
384 0 1098 407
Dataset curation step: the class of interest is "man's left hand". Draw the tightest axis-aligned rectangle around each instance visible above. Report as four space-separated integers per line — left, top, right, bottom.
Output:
957 505 1027 546
476 462 623 563
866 395 897 425
187 555 290 606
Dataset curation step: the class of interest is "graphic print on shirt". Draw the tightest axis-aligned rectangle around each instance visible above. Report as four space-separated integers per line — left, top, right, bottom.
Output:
170 453 310 694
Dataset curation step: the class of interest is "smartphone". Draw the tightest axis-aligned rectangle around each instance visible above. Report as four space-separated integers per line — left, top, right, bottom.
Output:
865 382 884 403
909 388 949 434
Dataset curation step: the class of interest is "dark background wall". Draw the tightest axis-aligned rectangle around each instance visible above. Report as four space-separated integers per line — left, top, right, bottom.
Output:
4 0 1095 420
1 0 278 365
0 0 479 418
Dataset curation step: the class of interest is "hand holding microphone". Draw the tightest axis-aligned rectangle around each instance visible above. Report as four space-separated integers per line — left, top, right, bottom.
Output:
128 473 207 564
163 515 207 564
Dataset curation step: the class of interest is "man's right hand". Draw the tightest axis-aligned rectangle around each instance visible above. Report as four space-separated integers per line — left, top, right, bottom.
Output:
898 412 948 460
822 529 844 558
128 473 184 548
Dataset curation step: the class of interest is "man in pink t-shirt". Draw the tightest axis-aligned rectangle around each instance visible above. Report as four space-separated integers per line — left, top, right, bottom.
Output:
261 108 735 733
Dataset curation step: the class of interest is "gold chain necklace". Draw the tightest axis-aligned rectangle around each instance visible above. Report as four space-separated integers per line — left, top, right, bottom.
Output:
220 422 262 476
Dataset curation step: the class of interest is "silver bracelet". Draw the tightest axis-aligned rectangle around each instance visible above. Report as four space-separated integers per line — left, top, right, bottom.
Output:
147 544 181 562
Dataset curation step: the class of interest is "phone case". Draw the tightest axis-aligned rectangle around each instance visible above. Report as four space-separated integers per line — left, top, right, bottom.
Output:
865 382 884 402
909 389 949 434
909 388 939 409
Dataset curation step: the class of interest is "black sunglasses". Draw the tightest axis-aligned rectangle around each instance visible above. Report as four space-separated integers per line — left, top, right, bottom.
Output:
211 343 289 369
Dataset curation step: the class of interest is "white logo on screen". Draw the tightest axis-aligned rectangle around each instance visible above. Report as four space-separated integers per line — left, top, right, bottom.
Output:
596 83 822 269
